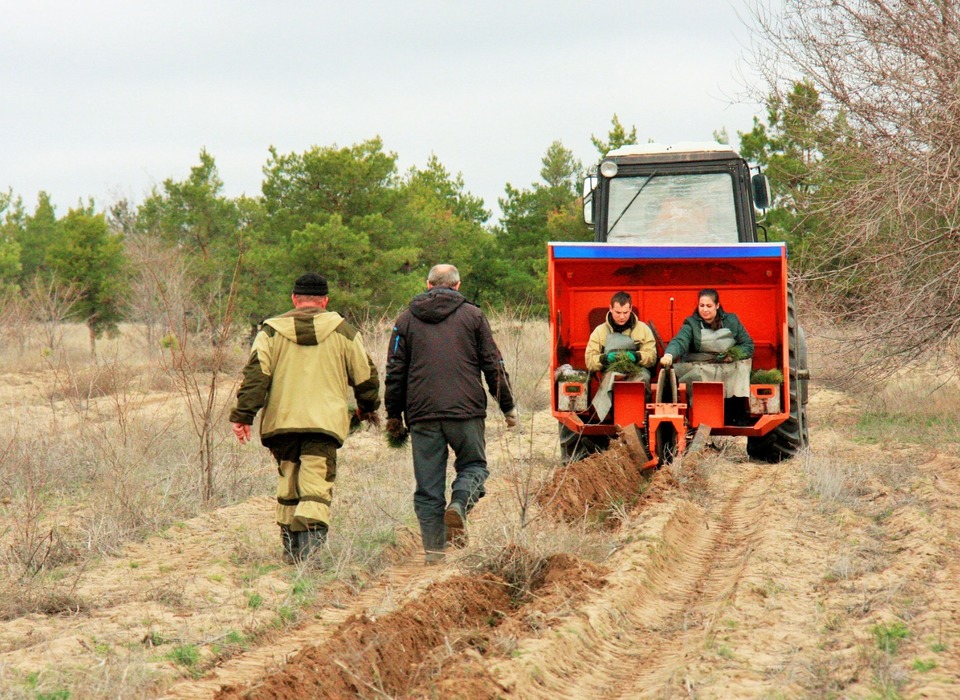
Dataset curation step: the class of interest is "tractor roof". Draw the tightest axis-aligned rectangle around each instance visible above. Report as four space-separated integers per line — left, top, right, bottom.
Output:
605 142 741 165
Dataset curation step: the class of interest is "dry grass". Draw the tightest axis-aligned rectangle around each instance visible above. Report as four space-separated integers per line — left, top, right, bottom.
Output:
0 322 149 371
855 377 960 447
0 324 275 612
316 428 419 585
488 307 552 414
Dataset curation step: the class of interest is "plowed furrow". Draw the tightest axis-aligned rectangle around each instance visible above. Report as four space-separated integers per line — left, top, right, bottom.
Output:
161 560 444 700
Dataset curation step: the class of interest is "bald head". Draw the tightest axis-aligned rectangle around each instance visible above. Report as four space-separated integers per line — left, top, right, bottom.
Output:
427 264 461 290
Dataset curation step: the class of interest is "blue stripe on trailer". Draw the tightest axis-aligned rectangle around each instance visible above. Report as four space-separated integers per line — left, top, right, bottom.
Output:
550 243 786 260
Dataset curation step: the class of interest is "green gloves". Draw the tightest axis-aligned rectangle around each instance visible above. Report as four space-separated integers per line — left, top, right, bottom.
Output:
604 350 637 365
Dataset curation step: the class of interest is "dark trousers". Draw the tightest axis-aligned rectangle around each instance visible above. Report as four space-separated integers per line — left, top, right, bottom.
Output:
410 417 488 551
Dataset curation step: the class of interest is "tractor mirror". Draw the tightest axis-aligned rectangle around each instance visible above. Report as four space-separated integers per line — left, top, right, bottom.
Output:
751 173 771 210
582 174 597 225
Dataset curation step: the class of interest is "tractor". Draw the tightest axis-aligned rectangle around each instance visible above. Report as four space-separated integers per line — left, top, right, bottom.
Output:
549 142 809 466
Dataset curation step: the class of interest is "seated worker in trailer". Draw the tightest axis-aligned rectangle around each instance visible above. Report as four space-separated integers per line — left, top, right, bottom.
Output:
584 291 657 421
660 288 755 423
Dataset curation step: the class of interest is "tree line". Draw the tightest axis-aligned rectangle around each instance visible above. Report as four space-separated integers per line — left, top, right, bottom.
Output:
0 102 854 351
1 128 626 352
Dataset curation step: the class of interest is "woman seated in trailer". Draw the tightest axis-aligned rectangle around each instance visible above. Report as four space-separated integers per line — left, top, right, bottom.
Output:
660 288 754 423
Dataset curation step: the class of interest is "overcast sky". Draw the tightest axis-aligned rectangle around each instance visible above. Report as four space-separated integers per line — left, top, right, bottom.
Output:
2 1 770 224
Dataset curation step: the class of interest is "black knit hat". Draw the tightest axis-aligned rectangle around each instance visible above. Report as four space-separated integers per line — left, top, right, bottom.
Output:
292 272 329 296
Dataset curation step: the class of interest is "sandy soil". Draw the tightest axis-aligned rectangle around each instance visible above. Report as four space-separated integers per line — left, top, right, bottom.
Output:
2 353 960 698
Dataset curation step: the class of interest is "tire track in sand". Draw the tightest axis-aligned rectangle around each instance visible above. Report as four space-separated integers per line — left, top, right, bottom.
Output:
494 458 775 698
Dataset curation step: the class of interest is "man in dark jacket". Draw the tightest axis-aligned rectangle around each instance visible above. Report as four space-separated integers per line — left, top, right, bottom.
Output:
385 264 517 564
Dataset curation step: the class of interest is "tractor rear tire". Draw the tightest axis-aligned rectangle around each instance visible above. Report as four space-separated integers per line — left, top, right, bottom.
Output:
747 285 809 462
559 424 609 464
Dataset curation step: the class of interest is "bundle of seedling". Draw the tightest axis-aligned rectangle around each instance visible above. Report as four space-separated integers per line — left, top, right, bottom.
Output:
716 345 750 362
750 368 784 384
605 351 645 377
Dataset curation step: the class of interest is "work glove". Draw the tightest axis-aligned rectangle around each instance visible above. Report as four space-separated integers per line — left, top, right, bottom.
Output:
504 407 519 428
385 417 409 448
660 353 674 368
357 410 381 427
606 350 638 364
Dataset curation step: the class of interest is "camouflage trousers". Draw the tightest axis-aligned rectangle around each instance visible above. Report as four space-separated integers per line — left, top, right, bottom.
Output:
266 433 339 532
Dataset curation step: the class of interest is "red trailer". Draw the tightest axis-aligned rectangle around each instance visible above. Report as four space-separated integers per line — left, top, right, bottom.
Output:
551 143 809 466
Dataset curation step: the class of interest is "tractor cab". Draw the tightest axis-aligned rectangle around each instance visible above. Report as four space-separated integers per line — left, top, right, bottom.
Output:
583 143 770 244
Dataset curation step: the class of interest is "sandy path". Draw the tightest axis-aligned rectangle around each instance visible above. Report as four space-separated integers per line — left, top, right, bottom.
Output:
490 458 781 697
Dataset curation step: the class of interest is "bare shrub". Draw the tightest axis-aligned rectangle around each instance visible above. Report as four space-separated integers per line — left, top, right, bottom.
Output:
150 244 245 503
45 358 137 405
489 307 551 413
748 0 960 378
0 437 83 577
25 273 82 354
145 365 178 392
474 543 548 603
0 586 88 622
0 289 30 360
459 515 612 613
464 500 613 568
350 307 399 376
125 233 178 357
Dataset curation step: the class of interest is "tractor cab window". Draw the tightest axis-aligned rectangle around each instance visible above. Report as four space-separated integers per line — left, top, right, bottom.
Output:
606 173 738 244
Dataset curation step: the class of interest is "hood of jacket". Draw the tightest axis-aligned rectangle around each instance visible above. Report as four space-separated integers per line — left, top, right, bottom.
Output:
263 306 344 345
409 287 467 324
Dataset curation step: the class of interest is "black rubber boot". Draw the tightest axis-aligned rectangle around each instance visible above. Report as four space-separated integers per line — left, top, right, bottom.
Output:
297 524 328 562
444 490 470 549
280 526 300 564
420 518 446 565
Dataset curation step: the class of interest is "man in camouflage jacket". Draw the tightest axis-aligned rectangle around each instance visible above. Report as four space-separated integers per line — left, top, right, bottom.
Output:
230 272 380 563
